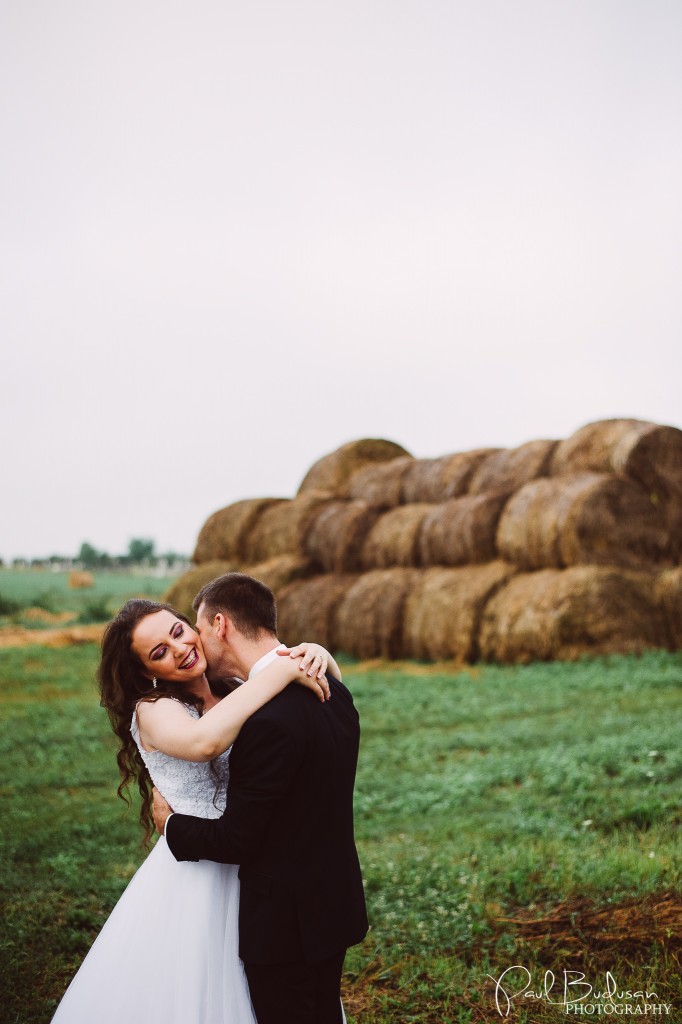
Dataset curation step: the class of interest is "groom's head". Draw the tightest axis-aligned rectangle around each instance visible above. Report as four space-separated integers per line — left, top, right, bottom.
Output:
193 572 278 680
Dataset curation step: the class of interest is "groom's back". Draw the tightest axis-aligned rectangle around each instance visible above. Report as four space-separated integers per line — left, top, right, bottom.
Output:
232 675 369 965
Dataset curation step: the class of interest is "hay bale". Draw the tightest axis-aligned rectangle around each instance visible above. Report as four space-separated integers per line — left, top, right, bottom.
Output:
297 439 411 496
399 449 502 504
193 498 284 563
304 501 382 572
346 456 414 506
242 491 334 563
69 571 94 589
335 568 419 659
655 567 682 648
467 439 558 495
551 418 682 496
360 504 434 569
403 561 516 662
419 492 511 567
242 555 314 596
550 419 682 534
479 566 664 663
496 472 674 570
165 561 237 619
277 574 355 649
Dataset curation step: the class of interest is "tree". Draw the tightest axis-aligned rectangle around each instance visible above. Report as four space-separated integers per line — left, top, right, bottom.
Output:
78 542 100 568
128 538 156 565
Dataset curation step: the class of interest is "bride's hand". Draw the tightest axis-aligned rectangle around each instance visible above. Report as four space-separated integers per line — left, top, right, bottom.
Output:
279 642 328 680
278 644 333 701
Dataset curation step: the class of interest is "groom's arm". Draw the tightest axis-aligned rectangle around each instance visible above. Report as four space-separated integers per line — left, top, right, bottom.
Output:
165 713 298 864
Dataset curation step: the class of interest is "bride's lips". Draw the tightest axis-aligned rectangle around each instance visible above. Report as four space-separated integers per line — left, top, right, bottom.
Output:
179 648 199 670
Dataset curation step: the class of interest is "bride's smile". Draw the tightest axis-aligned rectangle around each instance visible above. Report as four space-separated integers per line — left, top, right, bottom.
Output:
179 648 199 670
131 609 208 684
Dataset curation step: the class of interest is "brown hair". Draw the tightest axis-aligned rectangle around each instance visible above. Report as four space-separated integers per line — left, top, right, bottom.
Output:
193 572 278 639
98 598 229 846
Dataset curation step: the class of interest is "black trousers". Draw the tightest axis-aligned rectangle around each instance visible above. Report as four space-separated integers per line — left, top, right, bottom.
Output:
244 950 346 1024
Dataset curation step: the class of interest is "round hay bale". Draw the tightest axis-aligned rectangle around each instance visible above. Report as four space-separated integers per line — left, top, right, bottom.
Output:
277 574 355 649
304 501 382 572
242 555 314 597
655 567 682 649
551 419 682 498
345 456 414 506
496 472 674 570
479 566 664 663
419 492 511 567
242 491 334 564
193 498 284 563
403 561 516 662
360 504 434 569
551 419 682 535
400 449 502 504
69 571 94 589
334 568 419 659
165 560 237 620
467 439 558 495
297 439 411 496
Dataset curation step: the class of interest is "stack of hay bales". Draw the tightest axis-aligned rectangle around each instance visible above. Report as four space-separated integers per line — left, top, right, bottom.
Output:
167 420 682 663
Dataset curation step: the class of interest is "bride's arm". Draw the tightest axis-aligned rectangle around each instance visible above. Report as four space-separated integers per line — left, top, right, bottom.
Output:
136 657 326 763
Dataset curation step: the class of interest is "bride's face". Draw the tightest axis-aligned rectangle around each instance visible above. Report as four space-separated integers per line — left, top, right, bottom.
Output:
131 609 207 684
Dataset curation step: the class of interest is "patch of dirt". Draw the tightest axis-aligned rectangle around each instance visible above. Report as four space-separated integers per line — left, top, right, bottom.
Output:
491 890 682 952
21 608 76 624
0 624 105 649
344 658 481 678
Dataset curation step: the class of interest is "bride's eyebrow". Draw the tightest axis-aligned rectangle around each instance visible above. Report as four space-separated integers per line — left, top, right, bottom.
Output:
149 621 181 659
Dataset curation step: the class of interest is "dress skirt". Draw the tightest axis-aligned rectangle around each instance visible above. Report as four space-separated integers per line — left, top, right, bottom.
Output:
52 836 257 1024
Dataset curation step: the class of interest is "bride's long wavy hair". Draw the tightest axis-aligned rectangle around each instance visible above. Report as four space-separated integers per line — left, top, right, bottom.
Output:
98 598 229 847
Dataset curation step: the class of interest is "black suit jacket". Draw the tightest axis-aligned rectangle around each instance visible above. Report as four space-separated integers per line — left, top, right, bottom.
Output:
166 676 369 965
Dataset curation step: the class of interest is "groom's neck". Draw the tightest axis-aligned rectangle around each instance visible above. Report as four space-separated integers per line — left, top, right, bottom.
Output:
234 633 280 678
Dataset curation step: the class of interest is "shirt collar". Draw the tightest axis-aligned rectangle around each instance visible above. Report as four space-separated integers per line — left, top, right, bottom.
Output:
248 643 287 679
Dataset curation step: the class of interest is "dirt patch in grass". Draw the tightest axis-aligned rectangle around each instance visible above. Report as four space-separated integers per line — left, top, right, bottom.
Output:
491 890 682 953
21 608 76 624
0 624 104 649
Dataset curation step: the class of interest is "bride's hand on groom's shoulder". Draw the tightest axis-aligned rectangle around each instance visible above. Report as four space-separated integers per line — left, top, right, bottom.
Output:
278 645 331 702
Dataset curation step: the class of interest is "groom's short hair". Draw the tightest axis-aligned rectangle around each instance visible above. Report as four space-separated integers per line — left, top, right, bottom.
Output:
193 572 277 640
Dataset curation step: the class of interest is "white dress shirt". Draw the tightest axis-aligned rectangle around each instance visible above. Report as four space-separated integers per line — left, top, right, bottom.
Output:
248 643 287 679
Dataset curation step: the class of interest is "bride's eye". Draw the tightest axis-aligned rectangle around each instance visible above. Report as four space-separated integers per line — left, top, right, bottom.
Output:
151 646 167 661
172 624 184 639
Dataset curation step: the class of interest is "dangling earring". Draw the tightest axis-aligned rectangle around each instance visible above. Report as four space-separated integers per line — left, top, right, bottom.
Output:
152 677 158 689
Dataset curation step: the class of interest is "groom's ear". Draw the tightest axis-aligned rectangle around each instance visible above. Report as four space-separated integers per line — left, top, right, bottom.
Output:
213 612 229 641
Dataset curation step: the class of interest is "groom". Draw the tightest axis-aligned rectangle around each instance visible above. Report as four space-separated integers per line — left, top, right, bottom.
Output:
152 572 368 1024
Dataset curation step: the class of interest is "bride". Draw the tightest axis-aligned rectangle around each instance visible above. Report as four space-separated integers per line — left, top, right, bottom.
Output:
51 597 341 1024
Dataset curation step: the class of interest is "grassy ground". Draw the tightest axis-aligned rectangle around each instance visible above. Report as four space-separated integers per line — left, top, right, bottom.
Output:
0 568 176 626
0 647 680 1023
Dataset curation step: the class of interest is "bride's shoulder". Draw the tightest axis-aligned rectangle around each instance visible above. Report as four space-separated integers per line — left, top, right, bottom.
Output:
134 696 196 722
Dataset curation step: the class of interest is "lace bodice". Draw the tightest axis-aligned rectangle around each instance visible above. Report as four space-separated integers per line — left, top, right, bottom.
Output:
131 703 230 818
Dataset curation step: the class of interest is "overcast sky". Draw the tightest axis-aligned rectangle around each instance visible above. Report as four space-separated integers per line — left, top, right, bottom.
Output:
2 0 680 561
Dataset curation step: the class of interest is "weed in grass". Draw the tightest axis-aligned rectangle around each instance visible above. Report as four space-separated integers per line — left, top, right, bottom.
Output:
76 595 114 624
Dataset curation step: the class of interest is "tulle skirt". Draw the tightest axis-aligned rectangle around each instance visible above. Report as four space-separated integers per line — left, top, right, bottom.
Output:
52 836 257 1024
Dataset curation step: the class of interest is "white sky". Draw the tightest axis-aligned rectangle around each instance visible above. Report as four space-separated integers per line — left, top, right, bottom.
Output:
2 0 681 560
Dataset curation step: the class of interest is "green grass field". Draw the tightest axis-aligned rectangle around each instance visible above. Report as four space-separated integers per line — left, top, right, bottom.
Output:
0 647 680 1023
0 568 176 625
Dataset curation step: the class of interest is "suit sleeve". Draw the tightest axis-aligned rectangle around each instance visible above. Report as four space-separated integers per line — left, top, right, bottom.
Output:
165 712 298 864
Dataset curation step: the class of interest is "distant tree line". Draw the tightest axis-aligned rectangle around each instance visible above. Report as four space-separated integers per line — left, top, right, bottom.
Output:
4 539 187 571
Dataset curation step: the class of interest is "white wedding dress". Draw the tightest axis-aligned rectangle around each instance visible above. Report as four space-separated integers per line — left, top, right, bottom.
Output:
51 704 257 1024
